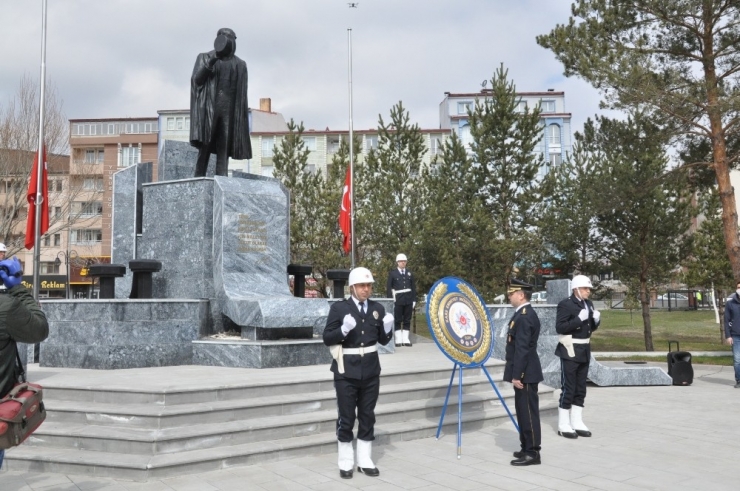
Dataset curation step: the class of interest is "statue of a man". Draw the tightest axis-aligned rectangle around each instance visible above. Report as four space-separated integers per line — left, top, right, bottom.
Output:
190 28 252 177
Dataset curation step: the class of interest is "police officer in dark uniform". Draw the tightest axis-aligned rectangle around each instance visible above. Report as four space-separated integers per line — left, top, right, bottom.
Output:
323 267 394 479
555 275 600 439
386 253 416 346
503 278 543 466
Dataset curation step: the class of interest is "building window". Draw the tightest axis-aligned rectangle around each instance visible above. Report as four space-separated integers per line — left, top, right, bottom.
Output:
108 123 115 134
261 165 274 177
83 178 104 191
120 144 141 167
262 137 274 158
43 235 50 247
365 135 378 153
57 180 63 192
71 229 102 245
550 152 562 168
40 261 60 274
48 180 54 193
459 125 472 149
54 233 61 246
73 201 103 217
167 118 175 131
54 206 62 218
540 100 556 113
85 149 103 164
185 117 190 130
516 101 528 113
327 137 340 155
546 124 561 146
302 136 317 151
457 102 472 115
430 135 444 155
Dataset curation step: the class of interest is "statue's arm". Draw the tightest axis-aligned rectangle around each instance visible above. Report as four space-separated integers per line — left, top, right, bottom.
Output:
192 52 218 87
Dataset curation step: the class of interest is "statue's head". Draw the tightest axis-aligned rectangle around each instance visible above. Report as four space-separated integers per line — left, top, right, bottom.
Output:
215 28 237 57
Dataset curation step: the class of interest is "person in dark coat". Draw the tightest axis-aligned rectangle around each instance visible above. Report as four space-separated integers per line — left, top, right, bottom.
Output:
323 267 394 479
0 257 49 468
190 28 252 177
504 278 544 466
555 275 600 439
723 280 740 388
385 253 416 346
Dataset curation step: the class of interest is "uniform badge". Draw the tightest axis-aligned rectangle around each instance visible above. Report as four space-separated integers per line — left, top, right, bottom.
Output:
373 310 379 319
521 307 527 315
426 277 493 368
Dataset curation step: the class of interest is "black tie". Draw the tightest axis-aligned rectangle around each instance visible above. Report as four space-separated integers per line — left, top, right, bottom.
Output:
360 302 365 315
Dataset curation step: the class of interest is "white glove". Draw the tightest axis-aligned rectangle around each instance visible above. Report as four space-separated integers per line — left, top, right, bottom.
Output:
593 310 600 322
383 313 394 333
578 309 589 321
341 314 357 336
413 302 417 309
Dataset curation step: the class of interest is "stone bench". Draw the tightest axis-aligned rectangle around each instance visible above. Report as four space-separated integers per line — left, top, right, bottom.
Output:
129 259 162 299
88 264 126 299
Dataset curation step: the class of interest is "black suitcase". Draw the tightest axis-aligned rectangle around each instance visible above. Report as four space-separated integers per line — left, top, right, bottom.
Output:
667 340 693 386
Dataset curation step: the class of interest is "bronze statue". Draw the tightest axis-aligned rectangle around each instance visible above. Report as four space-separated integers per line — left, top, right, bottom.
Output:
190 28 252 177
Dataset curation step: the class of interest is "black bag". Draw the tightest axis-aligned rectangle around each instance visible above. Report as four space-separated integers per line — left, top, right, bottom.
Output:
667 340 693 386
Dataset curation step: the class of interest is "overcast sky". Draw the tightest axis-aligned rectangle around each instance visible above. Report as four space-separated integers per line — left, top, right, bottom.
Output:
1 0 611 136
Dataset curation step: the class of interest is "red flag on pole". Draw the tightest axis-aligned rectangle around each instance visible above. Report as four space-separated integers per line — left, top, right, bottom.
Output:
25 146 49 250
339 166 352 254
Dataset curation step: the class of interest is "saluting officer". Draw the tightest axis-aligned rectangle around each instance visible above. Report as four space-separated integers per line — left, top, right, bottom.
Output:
323 267 394 479
386 253 416 347
555 275 600 439
504 279 543 466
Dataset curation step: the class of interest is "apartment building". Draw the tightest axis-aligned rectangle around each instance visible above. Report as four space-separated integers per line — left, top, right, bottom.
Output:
439 88 573 178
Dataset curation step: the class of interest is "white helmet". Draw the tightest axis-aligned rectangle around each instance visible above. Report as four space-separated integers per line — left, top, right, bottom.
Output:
348 267 375 287
396 253 407 262
0 243 6 252
571 275 593 289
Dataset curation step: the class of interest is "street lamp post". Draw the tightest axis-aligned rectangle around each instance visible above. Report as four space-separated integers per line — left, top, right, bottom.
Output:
55 250 78 299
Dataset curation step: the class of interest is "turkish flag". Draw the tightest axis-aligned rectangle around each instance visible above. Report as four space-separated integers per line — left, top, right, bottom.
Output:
339 166 352 254
25 146 49 250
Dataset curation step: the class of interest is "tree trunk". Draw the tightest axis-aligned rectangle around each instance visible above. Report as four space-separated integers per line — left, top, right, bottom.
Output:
640 279 654 351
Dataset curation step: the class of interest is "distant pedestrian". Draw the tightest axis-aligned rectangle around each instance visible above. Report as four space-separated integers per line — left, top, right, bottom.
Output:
386 253 416 347
504 278 543 466
555 275 600 439
723 280 740 388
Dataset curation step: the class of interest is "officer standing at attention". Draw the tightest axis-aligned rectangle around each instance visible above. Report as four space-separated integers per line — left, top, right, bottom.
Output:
504 279 543 466
323 267 394 479
386 253 416 347
555 275 600 439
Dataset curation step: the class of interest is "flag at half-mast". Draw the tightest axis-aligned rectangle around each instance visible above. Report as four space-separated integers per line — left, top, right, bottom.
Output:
339 166 352 254
25 146 49 250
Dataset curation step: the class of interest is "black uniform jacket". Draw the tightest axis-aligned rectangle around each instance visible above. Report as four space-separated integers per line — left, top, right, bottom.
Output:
555 294 600 363
323 298 393 380
386 269 416 305
503 304 544 384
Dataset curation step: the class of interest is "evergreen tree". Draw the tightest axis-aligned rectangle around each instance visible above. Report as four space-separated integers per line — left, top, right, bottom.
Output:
585 113 694 351
537 0 740 281
355 102 426 287
467 64 547 291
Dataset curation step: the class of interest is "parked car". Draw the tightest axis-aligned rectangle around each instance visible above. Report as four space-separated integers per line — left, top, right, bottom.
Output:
531 291 547 303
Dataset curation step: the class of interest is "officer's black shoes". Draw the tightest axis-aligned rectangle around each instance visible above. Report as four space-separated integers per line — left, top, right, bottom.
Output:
511 453 541 466
575 429 592 437
357 466 380 477
558 430 578 439
339 469 353 479
513 450 524 458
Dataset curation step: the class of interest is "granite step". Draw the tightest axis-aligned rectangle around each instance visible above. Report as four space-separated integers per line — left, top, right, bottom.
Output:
41 361 504 405
7 399 558 481
25 383 539 455
44 374 500 429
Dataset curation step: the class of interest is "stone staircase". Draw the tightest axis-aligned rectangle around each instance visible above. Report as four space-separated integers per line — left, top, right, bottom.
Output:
6 356 558 481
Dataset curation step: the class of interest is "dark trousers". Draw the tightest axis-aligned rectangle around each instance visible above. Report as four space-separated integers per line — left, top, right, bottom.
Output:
559 358 589 409
394 303 413 331
514 383 541 456
195 113 231 177
334 376 380 442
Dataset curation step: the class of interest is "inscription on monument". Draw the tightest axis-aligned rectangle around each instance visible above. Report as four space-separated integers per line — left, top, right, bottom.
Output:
238 214 267 253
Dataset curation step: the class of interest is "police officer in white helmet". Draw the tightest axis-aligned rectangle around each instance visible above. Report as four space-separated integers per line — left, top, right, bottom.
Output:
323 267 394 479
0 243 6 261
555 275 600 439
386 253 416 346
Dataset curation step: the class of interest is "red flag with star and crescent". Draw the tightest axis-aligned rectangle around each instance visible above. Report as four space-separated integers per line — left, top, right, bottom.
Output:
339 167 352 254
25 146 49 250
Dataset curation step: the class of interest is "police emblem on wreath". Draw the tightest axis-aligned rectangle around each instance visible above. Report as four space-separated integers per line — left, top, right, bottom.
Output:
426 277 493 368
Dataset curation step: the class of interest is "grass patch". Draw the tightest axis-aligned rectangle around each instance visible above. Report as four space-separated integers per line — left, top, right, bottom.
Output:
595 355 734 366
412 309 731 353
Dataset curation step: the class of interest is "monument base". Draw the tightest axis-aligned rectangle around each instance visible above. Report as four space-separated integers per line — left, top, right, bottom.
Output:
192 338 332 368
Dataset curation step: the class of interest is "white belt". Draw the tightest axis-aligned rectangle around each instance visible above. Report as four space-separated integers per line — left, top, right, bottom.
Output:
572 338 590 344
559 335 590 357
329 344 378 374
392 288 411 300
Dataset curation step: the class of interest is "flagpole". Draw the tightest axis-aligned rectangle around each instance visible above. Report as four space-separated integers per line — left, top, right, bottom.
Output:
347 28 356 269
33 0 48 300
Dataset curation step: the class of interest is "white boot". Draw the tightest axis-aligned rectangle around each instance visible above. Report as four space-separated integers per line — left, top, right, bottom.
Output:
394 330 403 346
570 405 591 437
338 441 354 472
356 439 379 476
558 408 578 439
402 330 412 347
